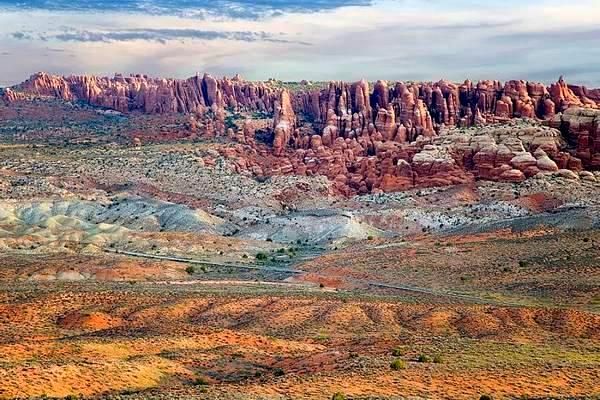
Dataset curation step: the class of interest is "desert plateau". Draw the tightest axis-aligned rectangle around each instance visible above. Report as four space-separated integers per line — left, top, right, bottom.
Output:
0 1 599 399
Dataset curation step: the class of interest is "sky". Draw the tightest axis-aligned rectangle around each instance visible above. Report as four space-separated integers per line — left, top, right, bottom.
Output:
1 0 599 87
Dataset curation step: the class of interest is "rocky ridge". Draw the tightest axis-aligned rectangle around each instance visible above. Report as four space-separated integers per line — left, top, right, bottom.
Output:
7 72 600 194
12 72 281 115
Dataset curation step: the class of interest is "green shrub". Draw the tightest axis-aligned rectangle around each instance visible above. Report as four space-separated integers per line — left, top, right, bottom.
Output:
367 235 374 240
256 252 268 260
390 358 407 370
417 354 432 363
185 266 195 274
331 393 346 400
479 395 493 400
273 367 285 377
433 354 443 364
193 377 209 386
391 347 404 357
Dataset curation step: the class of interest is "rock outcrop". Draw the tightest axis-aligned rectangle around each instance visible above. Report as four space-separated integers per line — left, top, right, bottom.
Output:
13 73 599 128
272 89 296 156
551 107 600 169
14 72 281 115
8 72 600 194
222 119 579 195
1 88 26 103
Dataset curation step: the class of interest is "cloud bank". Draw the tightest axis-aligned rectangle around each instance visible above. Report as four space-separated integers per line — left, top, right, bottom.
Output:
11 28 311 45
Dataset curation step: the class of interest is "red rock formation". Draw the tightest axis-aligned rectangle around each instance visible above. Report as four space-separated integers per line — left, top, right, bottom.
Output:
1 88 26 103
272 89 296 156
8 72 600 194
15 72 281 115
15 73 598 134
550 76 586 111
551 107 600 169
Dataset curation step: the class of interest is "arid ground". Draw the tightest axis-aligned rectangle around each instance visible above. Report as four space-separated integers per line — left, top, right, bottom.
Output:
1 89 599 400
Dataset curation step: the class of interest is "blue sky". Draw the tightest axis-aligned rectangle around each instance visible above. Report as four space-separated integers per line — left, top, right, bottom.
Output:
1 0 599 86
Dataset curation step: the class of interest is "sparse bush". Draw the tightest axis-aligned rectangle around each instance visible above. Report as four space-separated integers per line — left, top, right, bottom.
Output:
479 395 493 400
242 254 248 258
390 358 407 370
256 252 268 260
417 354 432 363
273 367 285 377
331 392 346 400
367 235 374 240
518 260 529 268
433 354 443 364
185 266 195 274
391 347 404 357
193 377 209 386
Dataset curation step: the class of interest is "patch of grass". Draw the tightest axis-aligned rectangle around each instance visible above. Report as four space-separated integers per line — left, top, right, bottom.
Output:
458 341 600 369
331 392 346 400
417 354 432 363
391 347 404 357
390 358 407 370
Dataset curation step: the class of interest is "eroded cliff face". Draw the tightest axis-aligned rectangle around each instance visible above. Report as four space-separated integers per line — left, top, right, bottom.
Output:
550 107 600 170
8 72 600 194
14 72 281 115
